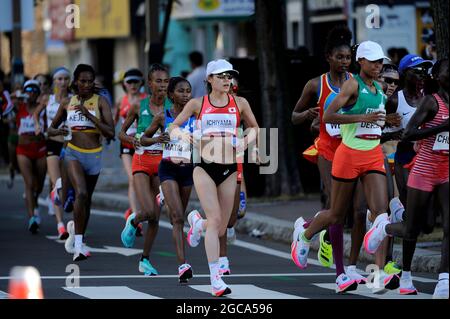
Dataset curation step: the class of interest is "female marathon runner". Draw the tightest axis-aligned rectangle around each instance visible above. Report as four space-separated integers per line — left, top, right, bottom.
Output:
291 26 368 292
370 58 449 298
48 64 115 261
16 80 47 233
141 77 195 282
114 68 147 223
119 63 170 276
33 67 72 239
292 41 393 292
169 59 259 297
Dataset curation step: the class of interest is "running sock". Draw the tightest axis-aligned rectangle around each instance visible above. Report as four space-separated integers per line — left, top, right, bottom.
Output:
57 222 65 229
141 255 149 261
401 271 412 280
329 224 344 276
74 235 83 251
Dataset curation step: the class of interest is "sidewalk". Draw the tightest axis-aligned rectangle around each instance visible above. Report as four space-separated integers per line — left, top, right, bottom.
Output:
91 173 442 274
1 171 442 274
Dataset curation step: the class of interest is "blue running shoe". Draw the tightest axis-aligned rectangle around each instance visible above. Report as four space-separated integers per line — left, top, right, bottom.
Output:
121 213 137 248
28 216 39 234
64 189 75 213
139 259 158 276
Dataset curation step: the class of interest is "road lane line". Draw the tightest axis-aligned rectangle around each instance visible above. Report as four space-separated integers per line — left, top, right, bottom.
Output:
190 284 305 299
63 286 161 299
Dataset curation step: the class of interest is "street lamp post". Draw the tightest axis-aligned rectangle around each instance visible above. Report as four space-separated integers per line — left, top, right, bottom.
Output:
11 0 24 87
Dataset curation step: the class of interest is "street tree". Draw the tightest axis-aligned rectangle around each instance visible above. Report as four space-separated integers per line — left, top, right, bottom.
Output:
255 0 302 196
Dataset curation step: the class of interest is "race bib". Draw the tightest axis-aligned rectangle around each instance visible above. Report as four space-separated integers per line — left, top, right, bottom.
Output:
325 123 341 138
162 138 191 162
433 131 449 155
67 110 96 130
142 132 163 152
355 108 383 140
18 116 37 135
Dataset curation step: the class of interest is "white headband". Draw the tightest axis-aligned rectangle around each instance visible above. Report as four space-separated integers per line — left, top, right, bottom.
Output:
53 68 71 79
124 75 143 83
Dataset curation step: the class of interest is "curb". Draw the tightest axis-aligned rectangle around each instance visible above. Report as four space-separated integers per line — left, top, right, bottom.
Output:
91 191 441 274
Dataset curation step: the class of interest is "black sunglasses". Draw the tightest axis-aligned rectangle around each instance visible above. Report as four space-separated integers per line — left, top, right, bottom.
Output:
410 66 429 75
215 73 233 80
126 79 141 84
383 77 400 86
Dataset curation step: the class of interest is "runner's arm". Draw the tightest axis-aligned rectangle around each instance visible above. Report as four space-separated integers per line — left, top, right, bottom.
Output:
48 99 68 137
237 96 259 151
119 103 138 145
32 94 48 135
141 112 169 146
403 95 448 141
324 79 384 125
94 96 115 139
291 79 319 125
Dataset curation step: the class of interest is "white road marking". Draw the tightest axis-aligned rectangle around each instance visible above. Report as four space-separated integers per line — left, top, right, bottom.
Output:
313 283 433 299
63 286 161 299
0 273 336 281
0 290 9 299
190 284 305 299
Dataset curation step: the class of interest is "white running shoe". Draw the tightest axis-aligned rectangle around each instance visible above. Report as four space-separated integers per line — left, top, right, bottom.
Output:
335 273 358 293
211 275 231 297
389 197 404 223
65 220 75 253
291 217 309 269
178 263 193 283
433 279 449 299
364 213 389 254
346 266 368 284
187 210 203 247
399 276 418 295
73 247 87 262
81 243 91 257
227 227 236 244
219 257 231 276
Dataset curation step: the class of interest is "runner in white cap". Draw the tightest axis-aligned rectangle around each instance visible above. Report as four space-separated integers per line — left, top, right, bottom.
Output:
169 59 259 297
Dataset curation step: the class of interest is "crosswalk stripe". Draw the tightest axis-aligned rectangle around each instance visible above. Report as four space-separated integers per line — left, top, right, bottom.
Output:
189 284 305 299
313 283 433 299
63 286 161 299
0 290 9 299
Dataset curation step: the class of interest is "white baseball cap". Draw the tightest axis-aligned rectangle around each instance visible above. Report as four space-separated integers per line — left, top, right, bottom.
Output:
206 59 239 78
356 41 390 62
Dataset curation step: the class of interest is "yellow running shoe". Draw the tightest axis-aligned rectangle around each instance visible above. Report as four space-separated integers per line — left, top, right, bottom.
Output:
384 261 402 275
318 230 333 268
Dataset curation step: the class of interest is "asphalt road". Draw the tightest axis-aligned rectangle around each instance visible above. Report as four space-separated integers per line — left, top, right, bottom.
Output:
0 179 437 302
